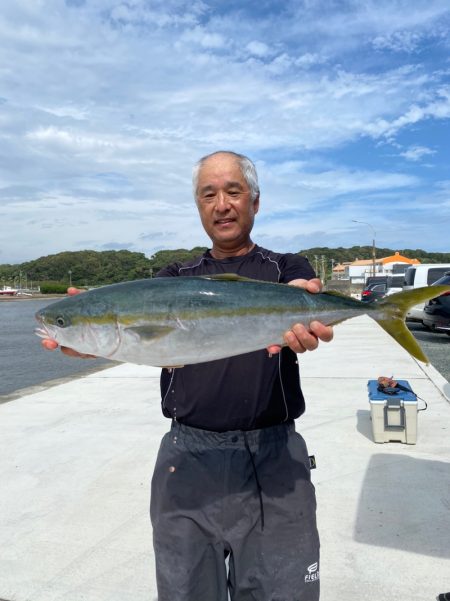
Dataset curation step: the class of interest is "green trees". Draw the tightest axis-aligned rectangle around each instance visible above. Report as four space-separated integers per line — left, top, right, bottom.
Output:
147 247 208 274
0 248 208 288
1 246 449 289
0 250 151 287
298 246 450 265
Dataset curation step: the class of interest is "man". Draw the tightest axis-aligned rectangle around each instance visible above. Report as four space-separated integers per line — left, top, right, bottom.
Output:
150 151 332 601
43 150 333 600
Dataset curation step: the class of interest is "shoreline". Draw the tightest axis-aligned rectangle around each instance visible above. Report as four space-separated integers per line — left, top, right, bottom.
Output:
0 294 65 302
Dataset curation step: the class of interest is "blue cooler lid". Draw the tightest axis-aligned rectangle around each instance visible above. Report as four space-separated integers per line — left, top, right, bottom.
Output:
367 379 417 402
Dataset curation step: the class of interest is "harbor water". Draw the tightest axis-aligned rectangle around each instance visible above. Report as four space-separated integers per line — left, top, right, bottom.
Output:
0 298 110 398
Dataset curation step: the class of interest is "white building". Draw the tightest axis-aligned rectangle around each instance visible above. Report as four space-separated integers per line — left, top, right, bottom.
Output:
337 252 420 284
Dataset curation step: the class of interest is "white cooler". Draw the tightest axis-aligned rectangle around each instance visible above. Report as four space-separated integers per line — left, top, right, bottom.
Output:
367 380 418 444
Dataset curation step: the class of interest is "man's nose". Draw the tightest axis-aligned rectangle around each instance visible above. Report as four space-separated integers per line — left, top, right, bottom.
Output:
215 191 231 211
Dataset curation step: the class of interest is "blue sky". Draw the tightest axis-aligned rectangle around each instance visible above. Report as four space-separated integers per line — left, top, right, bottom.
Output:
1 0 449 264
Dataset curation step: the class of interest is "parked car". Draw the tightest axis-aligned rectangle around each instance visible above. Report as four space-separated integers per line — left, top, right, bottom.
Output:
365 276 388 287
422 272 450 335
384 275 404 296
361 282 387 302
360 275 403 302
403 263 450 321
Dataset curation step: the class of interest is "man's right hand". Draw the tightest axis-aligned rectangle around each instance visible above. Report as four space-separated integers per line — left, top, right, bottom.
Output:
41 287 97 359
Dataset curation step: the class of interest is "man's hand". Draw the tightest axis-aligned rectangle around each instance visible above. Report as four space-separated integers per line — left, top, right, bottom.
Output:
266 278 334 355
41 287 97 359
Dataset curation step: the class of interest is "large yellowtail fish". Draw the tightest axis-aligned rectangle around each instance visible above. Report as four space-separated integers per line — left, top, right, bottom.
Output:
35 275 450 366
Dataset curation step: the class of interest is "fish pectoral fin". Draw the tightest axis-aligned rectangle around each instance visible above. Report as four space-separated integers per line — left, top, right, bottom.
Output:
125 324 175 341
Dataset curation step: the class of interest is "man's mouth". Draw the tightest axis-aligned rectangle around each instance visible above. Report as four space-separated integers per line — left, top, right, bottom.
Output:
215 218 235 226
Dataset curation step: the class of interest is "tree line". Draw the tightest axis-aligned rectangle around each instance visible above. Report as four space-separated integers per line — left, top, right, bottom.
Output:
299 246 450 266
1 246 450 288
0 248 207 287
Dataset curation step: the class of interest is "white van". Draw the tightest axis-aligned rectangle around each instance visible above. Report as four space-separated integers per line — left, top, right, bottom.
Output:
403 263 450 321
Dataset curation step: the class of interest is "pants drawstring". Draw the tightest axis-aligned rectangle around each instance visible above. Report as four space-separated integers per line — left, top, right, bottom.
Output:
243 431 265 531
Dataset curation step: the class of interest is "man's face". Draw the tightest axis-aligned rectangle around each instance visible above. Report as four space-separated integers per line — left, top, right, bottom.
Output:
195 154 259 249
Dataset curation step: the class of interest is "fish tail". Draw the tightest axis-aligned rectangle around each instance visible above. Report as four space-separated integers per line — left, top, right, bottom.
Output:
373 285 450 364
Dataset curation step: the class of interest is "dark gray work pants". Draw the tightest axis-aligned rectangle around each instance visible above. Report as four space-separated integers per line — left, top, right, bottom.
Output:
150 420 320 601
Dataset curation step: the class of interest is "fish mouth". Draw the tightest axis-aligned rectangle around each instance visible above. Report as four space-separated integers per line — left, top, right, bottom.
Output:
34 313 52 339
35 324 51 339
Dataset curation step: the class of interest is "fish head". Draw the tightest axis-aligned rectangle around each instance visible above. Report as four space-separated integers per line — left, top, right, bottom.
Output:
35 292 120 358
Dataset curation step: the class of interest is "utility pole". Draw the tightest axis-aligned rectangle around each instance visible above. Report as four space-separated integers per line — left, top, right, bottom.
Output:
352 220 376 277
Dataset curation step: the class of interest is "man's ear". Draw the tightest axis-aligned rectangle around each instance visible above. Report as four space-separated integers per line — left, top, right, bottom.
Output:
253 193 260 214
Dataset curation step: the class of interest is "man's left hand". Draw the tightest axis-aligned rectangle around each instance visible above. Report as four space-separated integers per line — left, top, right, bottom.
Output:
266 278 334 355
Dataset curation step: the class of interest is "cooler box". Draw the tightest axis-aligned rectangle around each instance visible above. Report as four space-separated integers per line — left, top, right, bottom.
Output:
367 380 418 444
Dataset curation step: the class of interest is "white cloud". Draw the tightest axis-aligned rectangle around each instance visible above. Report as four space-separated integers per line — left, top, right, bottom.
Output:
36 104 90 120
372 31 424 53
0 0 450 262
399 145 436 161
246 41 271 58
294 52 327 68
108 0 205 28
25 126 144 153
181 25 228 48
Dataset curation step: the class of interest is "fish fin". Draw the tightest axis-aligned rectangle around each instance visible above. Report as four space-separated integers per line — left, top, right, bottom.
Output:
377 317 429 364
377 285 450 313
125 325 175 341
377 285 450 318
373 285 450 363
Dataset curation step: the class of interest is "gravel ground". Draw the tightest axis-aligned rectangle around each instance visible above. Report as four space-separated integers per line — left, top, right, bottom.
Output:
408 321 450 382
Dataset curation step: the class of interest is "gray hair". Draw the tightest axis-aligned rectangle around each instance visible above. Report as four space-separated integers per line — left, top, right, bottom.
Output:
192 151 260 203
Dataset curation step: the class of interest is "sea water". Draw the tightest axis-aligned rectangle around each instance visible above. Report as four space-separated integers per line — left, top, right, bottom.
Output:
0 298 109 397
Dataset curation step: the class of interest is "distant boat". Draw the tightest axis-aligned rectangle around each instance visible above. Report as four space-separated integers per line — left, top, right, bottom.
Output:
0 287 18 296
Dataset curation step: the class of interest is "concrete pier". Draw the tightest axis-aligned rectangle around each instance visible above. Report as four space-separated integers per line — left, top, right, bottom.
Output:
1 315 449 601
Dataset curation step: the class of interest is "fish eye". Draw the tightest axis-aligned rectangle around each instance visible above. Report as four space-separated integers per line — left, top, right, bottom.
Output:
56 316 66 328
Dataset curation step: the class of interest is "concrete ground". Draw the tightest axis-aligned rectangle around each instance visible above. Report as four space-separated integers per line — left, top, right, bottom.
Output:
1 315 449 601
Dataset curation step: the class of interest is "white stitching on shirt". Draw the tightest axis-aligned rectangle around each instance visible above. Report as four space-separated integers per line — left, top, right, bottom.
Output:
255 250 281 282
162 368 175 412
178 257 207 273
255 249 288 422
278 351 289 422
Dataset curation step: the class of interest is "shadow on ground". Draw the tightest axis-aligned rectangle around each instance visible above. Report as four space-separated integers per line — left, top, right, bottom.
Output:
354 453 450 558
356 409 373 442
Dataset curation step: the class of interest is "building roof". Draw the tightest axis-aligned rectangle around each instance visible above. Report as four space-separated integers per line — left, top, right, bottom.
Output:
350 258 382 266
380 251 420 265
347 252 421 267
332 264 346 272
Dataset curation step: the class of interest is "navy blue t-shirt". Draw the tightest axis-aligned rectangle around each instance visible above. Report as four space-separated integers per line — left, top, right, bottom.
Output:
157 245 316 432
